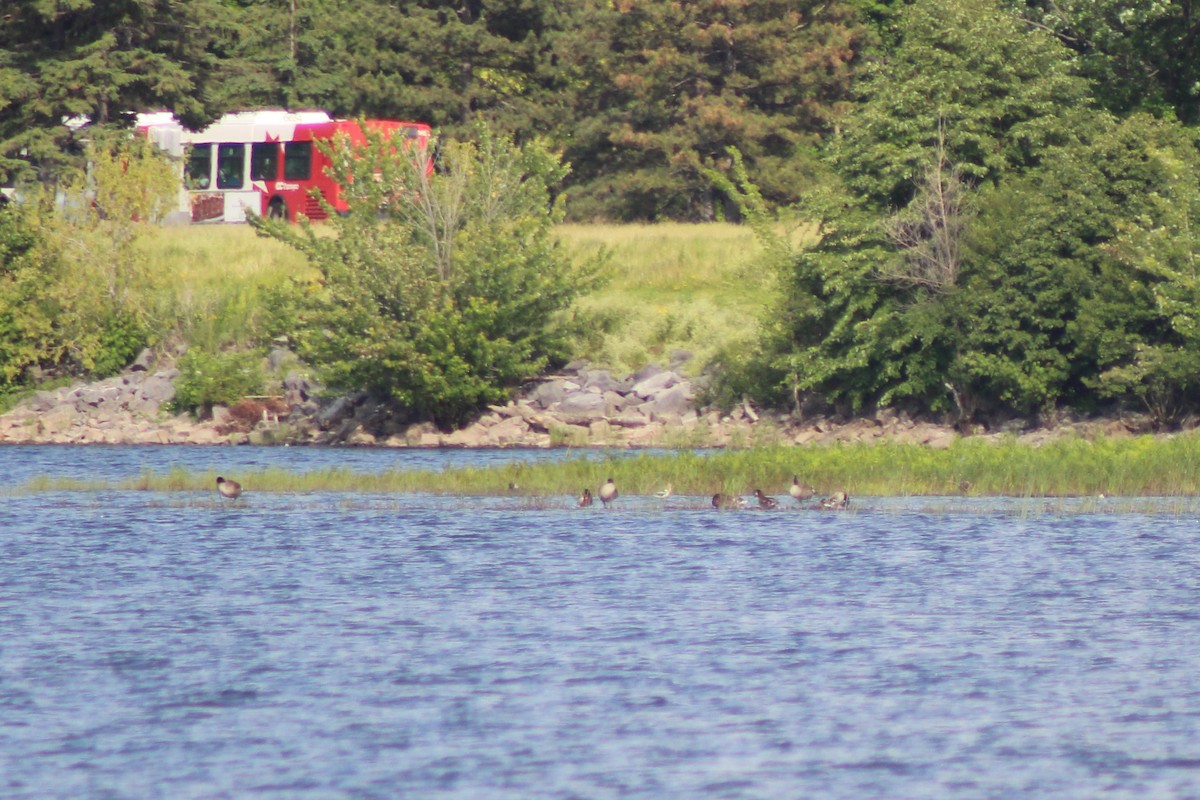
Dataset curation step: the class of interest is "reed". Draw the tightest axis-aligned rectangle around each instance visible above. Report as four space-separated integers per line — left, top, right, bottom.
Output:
20 434 1200 499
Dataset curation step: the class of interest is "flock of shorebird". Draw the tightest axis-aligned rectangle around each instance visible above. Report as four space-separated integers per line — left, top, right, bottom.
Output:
213 472 849 511
578 474 850 511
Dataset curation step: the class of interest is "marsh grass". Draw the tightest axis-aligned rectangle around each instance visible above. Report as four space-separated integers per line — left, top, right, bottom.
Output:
137 225 314 350
556 222 780 374
23 435 1200 502
137 222 782 376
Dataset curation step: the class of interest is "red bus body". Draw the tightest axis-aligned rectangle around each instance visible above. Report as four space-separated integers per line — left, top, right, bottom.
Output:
137 110 431 223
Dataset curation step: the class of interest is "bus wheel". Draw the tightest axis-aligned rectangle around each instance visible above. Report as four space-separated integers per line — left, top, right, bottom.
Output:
266 198 287 221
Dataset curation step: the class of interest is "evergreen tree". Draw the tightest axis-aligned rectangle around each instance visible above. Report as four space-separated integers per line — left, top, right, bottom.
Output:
764 0 1102 420
0 0 230 183
556 0 868 221
214 0 564 136
1010 0 1200 124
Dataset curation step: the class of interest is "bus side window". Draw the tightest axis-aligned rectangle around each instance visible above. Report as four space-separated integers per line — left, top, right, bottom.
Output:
283 141 312 181
217 143 245 189
251 142 279 181
186 144 212 190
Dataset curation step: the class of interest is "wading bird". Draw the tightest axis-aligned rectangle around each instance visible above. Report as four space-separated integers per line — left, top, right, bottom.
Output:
655 483 673 499
754 489 779 510
216 476 242 501
578 488 593 507
789 475 816 504
599 478 618 509
820 491 849 510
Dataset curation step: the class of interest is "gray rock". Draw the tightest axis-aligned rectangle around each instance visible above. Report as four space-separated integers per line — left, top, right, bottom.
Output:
644 384 692 417
630 370 678 398
29 391 61 413
629 363 664 383
529 379 579 409
140 375 176 405
558 391 607 418
580 369 626 394
78 386 119 408
316 393 362 428
130 348 155 372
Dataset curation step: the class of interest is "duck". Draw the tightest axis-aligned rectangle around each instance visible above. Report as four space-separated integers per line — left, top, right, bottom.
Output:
819 491 849 510
712 493 746 510
753 489 778 510
655 483 673 499
578 488 593 507
216 476 242 500
598 477 618 508
789 475 816 504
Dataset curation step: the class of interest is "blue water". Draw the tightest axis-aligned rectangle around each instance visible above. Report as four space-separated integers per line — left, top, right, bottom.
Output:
3 447 1200 798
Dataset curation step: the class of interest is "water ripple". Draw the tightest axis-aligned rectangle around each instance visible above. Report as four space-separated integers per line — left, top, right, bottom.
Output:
2 451 1200 797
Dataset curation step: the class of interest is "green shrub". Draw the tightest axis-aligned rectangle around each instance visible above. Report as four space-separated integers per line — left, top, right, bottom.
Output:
252 122 604 429
173 349 266 414
0 134 171 391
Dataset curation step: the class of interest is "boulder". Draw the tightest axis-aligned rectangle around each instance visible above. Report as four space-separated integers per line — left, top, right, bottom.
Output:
644 384 693 418
557 391 607 419
581 369 629 393
129 348 155 372
529 379 579 409
630 370 678 398
629 363 664 383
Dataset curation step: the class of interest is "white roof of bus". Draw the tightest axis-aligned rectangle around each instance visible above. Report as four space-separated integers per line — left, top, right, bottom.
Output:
137 110 337 144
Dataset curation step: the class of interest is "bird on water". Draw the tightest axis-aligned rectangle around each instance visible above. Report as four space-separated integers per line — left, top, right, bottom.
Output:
820 491 849 510
578 488 593 507
216 476 242 500
599 478 618 508
712 493 745 510
789 475 816 504
753 489 779 510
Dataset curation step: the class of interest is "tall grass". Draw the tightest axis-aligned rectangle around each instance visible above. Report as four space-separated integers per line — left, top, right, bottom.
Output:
23 434 1200 498
137 222 775 374
557 222 770 374
137 225 314 351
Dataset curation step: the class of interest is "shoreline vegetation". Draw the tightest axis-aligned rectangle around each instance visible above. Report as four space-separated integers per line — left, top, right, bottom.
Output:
18 436 1200 500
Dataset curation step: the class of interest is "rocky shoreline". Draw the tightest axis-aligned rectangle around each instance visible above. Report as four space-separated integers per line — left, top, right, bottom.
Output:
0 350 1158 448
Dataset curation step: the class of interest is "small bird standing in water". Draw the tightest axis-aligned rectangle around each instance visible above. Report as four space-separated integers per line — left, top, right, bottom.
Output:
216 476 242 501
598 477 618 509
753 489 779 510
820 491 849 510
655 483 673 499
789 475 816 504
578 488 593 507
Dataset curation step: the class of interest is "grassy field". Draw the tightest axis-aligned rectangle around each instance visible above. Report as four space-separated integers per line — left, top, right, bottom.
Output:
137 221 770 375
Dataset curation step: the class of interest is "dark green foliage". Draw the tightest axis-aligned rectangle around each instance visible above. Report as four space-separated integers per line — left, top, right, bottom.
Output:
252 123 604 428
213 0 567 137
556 0 869 221
0 0 230 183
752 0 1200 426
834 0 1093 207
761 0 1200 427
1009 1 1200 124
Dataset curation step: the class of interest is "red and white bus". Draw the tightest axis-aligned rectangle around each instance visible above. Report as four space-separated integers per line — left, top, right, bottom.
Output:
138 110 431 224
